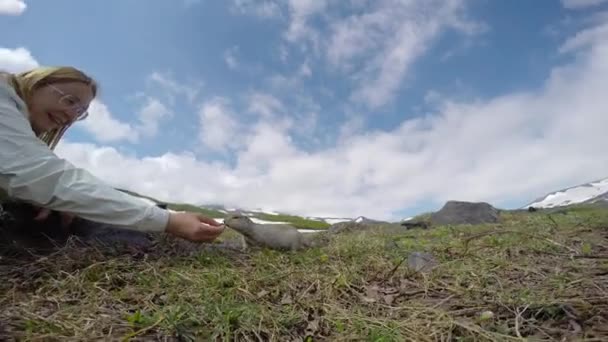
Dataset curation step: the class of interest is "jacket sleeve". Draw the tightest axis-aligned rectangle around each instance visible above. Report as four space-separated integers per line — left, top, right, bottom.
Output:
0 84 170 232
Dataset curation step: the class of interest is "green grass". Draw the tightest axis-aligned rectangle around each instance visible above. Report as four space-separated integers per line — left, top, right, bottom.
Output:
1 205 607 340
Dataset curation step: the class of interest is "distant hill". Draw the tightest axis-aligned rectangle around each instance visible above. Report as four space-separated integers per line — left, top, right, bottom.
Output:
117 176 608 231
524 177 608 209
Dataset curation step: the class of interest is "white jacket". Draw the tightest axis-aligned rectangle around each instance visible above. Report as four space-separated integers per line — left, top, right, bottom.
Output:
0 77 169 232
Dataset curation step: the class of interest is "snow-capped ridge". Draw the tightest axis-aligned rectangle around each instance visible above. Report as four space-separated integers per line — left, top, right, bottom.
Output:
525 176 608 209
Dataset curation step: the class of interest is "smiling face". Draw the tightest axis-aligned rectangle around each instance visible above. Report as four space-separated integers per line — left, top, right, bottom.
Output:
26 81 94 134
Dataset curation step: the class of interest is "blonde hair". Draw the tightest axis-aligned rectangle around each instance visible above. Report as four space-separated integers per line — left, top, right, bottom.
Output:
1 66 97 149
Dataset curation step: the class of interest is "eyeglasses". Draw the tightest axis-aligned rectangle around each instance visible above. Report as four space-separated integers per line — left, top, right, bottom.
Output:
48 84 90 121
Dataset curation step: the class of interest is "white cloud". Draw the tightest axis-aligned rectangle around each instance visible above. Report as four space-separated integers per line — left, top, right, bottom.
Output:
224 46 239 70
75 100 139 143
0 46 38 72
231 0 282 18
247 92 284 118
562 0 608 9
241 1 485 109
135 97 173 138
53 18 608 220
284 0 327 47
243 120 295 161
147 71 200 104
0 0 26 16
559 20 608 53
298 60 312 77
325 0 485 109
55 142 234 206
278 44 289 63
197 97 241 151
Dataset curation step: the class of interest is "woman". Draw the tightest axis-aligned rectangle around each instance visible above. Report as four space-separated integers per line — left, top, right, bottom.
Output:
0 66 224 246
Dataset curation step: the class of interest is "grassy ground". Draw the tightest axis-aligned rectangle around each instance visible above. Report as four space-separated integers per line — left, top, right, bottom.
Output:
1 205 607 341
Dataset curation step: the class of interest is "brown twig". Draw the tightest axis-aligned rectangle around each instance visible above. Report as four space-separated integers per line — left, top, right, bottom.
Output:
462 229 579 254
383 254 409 281
514 304 529 339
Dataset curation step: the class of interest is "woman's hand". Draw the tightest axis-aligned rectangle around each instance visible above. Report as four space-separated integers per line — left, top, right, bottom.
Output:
33 207 76 229
165 212 225 242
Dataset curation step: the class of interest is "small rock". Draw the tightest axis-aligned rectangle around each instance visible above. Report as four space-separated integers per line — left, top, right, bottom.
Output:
430 201 500 226
256 290 269 298
407 252 438 273
280 293 293 305
479 310 495 321
400 221 430 229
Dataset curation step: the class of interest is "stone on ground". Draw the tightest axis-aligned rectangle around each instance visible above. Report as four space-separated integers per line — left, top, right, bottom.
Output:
430 200 499 225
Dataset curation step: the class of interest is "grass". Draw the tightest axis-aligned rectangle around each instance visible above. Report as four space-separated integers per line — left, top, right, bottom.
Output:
1 205 607 340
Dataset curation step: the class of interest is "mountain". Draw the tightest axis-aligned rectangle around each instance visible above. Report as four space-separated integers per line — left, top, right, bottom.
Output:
524 177 608 209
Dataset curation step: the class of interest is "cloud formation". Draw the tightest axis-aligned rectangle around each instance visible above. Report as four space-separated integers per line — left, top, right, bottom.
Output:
233 0 486 109
197 97 241 151
561 0 608 9
230 0 281 19
135 97 173 138
76 100 139 143
0 47 38 72
53 13 608 220
0 0 26 16
327 0 486 109
3 5 608 222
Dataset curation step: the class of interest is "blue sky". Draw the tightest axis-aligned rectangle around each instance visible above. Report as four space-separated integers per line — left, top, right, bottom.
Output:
2 0 608 220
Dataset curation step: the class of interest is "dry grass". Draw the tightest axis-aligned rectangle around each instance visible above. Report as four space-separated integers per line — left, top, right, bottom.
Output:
1 206 607 341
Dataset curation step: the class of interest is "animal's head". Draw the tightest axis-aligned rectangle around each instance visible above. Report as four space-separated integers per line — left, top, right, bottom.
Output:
223 212 254 232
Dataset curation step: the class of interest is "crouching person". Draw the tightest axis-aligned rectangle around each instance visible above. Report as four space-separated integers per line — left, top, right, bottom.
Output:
0 66 224 251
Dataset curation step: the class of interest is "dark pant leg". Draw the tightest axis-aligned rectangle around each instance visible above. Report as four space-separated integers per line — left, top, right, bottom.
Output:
0 200 155 252
68 216 155 249
0 200 71 252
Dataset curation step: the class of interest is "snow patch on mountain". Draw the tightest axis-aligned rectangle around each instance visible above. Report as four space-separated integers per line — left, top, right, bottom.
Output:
215 217 289 225
323 217 354 224
525 177 608 209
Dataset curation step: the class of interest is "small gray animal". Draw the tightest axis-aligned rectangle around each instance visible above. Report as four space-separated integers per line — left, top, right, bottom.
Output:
223 212 328 251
